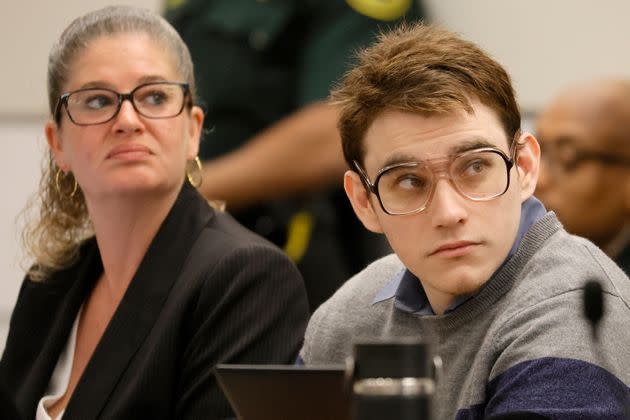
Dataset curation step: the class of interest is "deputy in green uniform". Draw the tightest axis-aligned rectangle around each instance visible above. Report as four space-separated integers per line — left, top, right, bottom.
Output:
165 0 424 312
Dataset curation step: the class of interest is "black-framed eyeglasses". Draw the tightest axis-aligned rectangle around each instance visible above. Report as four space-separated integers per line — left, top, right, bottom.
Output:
353 145 517 216
54 81 191 126
539 140 630 173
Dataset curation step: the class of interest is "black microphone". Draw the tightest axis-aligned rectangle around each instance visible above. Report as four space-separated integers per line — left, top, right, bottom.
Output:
583 280 605 339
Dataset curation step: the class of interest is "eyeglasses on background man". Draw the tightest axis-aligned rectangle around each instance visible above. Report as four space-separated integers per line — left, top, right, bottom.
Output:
538 138 630 175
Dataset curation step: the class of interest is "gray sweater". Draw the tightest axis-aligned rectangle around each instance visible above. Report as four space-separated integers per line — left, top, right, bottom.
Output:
301 214 630 418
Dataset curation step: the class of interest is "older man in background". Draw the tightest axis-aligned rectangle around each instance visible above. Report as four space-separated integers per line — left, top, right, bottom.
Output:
535 79 630 274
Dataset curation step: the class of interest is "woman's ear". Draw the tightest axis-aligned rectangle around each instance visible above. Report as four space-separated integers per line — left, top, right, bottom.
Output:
45 120 68 171
344 170 383 233
514 132 541 202
186 106 204 159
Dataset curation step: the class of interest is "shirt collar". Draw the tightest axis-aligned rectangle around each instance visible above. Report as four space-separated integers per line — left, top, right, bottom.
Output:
372 196 547 314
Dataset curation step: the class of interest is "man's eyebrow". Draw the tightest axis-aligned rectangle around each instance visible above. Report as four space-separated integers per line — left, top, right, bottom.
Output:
448 138 497 154
381 152 418 169
380 138 498 169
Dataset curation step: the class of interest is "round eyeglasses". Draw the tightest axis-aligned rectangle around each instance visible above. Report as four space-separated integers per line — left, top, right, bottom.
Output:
54 81 191 126
354 146 516 216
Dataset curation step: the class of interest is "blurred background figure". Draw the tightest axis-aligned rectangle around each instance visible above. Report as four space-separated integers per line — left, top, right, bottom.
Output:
535 79 630 274
164 0 425 312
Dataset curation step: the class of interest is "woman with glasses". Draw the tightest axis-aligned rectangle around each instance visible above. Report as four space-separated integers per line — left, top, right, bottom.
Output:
0 6 308 419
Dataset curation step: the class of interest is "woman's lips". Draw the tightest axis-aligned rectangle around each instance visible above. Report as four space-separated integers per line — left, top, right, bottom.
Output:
107 144 152 159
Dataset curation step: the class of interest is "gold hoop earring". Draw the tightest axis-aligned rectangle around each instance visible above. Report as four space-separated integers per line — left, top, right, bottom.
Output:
186 156 203 188
55 168 78 198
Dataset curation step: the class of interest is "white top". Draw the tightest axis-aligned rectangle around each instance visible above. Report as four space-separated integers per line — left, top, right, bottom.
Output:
35 307 81 420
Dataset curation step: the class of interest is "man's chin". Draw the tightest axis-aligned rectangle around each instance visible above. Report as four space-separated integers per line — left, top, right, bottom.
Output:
425 269 487 296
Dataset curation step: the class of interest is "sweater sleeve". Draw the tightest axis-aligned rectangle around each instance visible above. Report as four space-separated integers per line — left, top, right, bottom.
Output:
478 289 630 419
174 244 309 419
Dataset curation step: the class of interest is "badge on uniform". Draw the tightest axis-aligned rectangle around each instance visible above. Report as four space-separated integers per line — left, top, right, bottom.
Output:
346 0 413 21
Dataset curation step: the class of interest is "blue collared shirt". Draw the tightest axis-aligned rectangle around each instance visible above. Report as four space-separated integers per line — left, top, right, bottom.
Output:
372 196 548 315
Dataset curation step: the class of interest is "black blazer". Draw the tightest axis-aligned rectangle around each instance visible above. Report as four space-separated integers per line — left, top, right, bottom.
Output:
0 183 309 419
0 378 20 419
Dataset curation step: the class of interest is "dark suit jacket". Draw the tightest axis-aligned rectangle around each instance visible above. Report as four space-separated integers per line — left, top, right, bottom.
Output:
0 378 21 419
0 182 309 419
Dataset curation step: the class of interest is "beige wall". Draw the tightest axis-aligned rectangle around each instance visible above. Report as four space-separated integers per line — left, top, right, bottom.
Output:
0 118 46 347
424 0 630 113
3 0 629 117
0 0 162 117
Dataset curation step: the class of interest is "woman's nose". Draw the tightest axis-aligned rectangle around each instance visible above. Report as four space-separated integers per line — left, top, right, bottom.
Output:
111 99 143 133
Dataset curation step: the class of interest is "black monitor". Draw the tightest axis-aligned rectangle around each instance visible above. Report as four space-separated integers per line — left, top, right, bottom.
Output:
215 364 350 420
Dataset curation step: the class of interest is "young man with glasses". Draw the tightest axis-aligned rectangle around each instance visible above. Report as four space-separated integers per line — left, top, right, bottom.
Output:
536 79 630 275
299 24 630 418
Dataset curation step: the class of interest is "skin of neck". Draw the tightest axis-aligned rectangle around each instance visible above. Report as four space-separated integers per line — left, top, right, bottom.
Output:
85 184 181 301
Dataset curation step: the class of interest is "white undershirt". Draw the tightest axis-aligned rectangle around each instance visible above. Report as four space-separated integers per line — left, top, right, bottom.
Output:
35 307 82 420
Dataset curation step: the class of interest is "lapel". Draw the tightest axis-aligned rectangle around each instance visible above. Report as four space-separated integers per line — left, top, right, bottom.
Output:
63 183 214 418
19 241 102 412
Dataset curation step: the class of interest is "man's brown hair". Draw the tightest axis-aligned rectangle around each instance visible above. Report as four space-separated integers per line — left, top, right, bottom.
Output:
332 23 521 168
